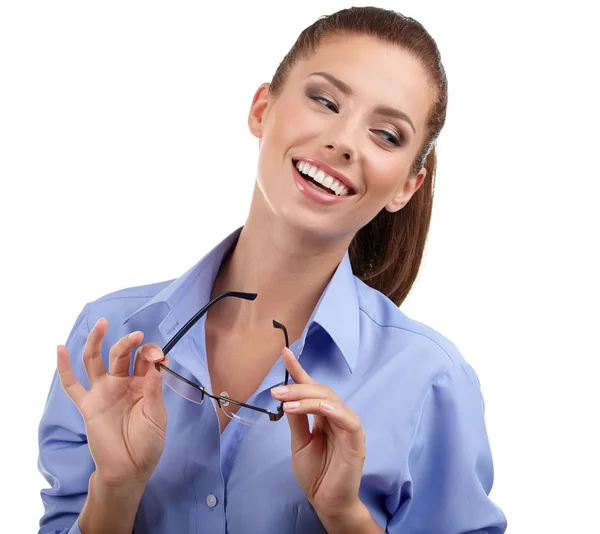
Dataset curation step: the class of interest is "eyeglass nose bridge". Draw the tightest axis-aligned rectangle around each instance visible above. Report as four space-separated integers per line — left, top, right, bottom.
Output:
217 392 230 407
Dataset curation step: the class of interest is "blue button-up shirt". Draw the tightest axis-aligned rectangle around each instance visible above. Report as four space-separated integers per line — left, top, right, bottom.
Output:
38 227 507 533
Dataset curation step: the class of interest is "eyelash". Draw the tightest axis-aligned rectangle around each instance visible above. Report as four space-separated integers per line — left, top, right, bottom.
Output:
308 94 403 147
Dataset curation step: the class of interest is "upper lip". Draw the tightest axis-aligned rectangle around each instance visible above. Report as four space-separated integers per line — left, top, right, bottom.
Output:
293 157 357 194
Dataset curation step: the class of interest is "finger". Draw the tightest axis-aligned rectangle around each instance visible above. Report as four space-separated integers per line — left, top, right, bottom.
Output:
133 344 168 378
142 363 167 432
285 411 312 455
57 344 86 407
82 318 109 385
108 330 144 377
271 383 339 403
282 347 316 385
283 399 363 436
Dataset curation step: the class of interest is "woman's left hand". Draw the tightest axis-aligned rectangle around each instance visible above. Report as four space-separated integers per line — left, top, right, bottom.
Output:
271 347 368 524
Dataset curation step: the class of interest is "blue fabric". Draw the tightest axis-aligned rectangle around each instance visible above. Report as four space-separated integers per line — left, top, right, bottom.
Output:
38 227 507 533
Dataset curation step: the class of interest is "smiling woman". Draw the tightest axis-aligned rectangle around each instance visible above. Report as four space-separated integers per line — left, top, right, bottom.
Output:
263 24 443 305
37 6 507 534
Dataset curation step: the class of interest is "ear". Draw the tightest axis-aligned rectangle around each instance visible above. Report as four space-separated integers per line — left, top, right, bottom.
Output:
248 83 271 139
385 167 427 213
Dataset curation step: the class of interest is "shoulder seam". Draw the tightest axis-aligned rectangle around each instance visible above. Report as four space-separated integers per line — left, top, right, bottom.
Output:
410 363 478 442
357 305 457 365
94 294 167 304
91 278 176 305
83 303 91 334
86 294 160 328
395 363 472 498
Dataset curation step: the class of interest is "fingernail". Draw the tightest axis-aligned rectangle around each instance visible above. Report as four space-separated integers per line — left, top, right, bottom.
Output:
271 386 289 396
320 401 335 412
284 401 300 409
128 331 140 340
149 348 163 362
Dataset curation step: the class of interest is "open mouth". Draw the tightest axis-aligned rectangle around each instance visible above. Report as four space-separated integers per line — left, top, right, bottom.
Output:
292 159 354 197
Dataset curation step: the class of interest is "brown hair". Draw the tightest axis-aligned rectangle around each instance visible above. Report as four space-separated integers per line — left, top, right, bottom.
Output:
269 7 448 306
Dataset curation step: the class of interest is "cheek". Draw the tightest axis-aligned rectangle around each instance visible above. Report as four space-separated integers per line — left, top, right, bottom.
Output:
366 161 405 198
267 99 324 149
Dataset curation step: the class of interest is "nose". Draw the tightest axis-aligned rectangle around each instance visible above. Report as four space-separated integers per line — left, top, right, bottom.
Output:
324 143 353 163
322 119 357 164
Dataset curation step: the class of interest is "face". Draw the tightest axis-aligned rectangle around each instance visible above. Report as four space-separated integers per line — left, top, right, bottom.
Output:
248 33 435 242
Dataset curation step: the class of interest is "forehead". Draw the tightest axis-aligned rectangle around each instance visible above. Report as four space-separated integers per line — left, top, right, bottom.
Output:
289 33 434 134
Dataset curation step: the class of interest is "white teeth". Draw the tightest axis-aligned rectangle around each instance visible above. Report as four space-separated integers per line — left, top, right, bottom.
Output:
295 160 351 197
307 165 318 178
314 169 326 184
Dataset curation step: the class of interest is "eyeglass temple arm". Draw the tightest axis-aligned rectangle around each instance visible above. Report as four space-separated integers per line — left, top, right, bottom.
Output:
272 319 291 414
161 291 257 356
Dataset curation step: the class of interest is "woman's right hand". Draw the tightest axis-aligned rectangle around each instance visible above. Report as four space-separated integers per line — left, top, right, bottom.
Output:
57 318 168 487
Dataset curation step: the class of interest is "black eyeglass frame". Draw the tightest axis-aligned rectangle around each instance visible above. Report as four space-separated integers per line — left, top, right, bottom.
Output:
155 291 290 422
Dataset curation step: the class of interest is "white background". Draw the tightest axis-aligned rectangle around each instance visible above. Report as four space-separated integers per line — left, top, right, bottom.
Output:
1 1 598 532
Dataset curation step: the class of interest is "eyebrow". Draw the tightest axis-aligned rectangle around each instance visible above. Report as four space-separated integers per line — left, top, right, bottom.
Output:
307 71 417 135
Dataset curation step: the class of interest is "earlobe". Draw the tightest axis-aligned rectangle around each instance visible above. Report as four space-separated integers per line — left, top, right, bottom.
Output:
385 167 427 213
248 83 271 139
385 197 407 213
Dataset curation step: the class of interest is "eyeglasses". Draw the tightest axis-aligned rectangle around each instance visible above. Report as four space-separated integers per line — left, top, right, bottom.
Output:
155 291 290 426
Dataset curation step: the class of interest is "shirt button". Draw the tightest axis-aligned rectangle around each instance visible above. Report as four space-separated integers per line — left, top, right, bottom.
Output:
206 494 218 508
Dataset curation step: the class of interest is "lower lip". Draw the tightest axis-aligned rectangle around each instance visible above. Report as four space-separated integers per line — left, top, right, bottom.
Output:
292 162 352 205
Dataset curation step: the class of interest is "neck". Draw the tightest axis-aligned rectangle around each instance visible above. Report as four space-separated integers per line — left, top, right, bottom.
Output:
209 188 352 342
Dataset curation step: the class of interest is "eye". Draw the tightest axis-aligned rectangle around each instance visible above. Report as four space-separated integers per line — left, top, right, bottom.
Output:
309 94 339 113
373 129 402 147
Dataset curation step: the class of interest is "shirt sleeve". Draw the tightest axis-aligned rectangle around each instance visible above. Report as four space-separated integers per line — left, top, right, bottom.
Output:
38 305 94 534
387 363 507 534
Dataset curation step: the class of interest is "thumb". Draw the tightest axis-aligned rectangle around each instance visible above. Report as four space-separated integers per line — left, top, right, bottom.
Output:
286 412 312 455
142 364 167 431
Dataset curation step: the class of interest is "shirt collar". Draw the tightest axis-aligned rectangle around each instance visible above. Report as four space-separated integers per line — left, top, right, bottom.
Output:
306 250 359 372
123 226 360 372
122 227 241 325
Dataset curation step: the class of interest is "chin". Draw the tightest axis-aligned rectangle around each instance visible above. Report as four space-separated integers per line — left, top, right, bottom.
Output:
274 202 357 244
255 167 358 243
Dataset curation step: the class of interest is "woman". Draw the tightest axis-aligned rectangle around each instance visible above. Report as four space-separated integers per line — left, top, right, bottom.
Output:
38 7 507 534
